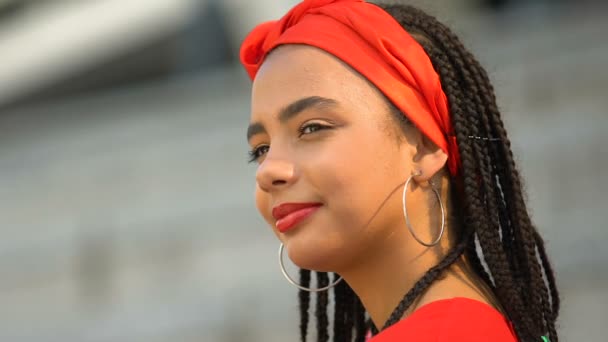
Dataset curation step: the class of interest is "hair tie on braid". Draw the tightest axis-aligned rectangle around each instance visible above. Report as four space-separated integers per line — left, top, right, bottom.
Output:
468 135 501 141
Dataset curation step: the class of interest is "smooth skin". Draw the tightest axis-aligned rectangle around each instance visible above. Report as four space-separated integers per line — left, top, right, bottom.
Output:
246 45 499 329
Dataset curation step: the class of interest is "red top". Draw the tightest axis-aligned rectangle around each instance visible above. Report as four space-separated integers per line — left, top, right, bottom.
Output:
369 297 518 341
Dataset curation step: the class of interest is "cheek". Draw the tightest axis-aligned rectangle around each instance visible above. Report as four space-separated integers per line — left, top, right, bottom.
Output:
308 131 404 231
255 184 280 236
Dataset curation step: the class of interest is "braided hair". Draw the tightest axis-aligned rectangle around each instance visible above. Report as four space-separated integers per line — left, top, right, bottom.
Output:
296 3 560 341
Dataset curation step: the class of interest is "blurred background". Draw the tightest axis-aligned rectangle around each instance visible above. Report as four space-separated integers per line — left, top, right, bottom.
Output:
0 0 606 341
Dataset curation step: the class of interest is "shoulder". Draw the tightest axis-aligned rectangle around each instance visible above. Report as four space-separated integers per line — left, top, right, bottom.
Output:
370 297 518 342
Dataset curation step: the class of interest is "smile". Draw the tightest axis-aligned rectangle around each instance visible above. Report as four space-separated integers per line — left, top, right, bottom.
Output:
273 203 323 233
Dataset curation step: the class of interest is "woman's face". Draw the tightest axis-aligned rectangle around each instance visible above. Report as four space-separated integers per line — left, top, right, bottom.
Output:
247 45 417 272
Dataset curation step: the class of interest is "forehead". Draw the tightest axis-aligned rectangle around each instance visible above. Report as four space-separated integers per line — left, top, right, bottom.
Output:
250 45 385 118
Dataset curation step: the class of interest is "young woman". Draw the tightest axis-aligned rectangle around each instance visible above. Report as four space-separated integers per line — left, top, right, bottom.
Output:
241 1 559 341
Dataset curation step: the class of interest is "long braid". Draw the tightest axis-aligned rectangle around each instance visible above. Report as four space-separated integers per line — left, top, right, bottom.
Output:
466 234 493 282
299 269 312 342
342 275 357 341
315 272 330 342
331 275 345 341
353 295 367 342
332 274 349 341
534 231 560 339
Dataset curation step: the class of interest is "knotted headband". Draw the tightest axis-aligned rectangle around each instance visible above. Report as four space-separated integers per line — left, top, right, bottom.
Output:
240 0 461 176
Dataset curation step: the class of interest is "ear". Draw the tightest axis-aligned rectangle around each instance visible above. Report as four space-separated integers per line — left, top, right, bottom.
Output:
411 134 448 183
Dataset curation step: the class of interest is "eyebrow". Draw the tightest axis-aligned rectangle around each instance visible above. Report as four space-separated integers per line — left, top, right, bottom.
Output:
246 96 339 142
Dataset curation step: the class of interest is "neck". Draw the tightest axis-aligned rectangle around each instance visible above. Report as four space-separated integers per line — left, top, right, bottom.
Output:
338 233 497 331
337 232 444 329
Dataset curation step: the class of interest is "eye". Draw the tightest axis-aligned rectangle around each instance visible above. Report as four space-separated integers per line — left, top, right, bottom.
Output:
298 122 329 136
247 144 269 163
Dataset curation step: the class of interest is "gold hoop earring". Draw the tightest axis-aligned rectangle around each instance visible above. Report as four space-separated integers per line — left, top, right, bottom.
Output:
402 170 445 247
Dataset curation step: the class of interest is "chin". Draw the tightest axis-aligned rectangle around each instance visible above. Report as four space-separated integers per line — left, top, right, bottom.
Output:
284 230 349 272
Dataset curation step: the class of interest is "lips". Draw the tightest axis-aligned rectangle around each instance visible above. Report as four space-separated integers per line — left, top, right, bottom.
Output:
272 202 322 233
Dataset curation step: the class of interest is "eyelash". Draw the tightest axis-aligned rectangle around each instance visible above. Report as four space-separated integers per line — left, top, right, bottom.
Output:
247 123 330 163
248 145 269 163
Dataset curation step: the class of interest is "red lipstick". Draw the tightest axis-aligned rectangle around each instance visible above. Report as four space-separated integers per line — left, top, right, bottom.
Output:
272 203 322 233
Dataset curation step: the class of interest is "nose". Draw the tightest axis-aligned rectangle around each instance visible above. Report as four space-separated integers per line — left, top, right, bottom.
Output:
256 156 298 193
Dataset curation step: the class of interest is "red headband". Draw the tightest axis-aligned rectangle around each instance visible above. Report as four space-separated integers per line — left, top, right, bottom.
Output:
240 0 461 176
